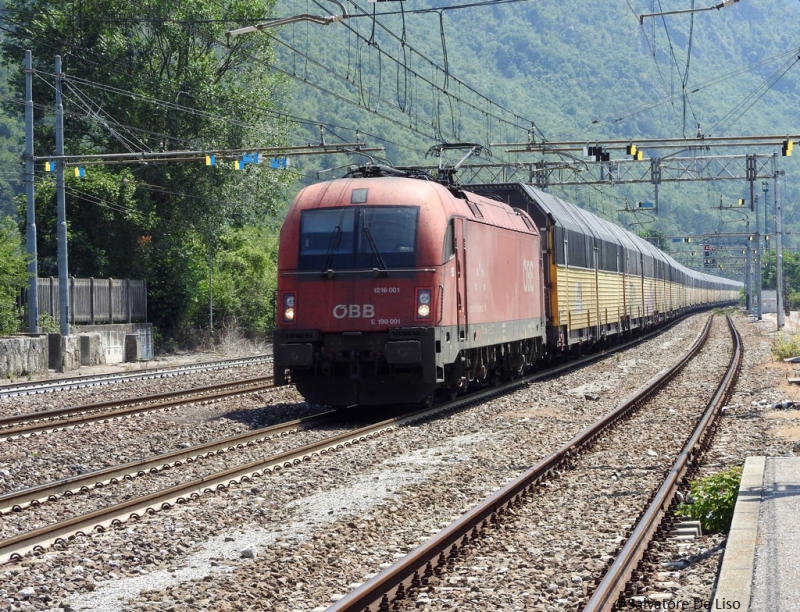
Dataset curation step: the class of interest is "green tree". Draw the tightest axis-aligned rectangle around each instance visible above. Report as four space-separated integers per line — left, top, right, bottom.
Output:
0 216 27 334
0 4 24 221
638 228 670 253
0 0 292 340
762 249 800 310
191 225 279 332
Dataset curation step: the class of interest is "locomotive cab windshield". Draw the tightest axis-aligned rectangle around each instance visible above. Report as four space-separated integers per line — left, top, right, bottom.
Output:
298 205 419 274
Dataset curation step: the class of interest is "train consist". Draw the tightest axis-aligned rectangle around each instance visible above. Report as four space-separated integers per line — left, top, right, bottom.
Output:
273 165 741 406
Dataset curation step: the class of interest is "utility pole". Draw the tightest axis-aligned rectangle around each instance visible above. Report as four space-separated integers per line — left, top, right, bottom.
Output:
747 154 762 320
55 55 69 336
24 50 38 333
745 219 752 312
775 157 785 329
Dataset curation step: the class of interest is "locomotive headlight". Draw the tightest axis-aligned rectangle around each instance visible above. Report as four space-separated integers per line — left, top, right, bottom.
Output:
282 292 297 324
415 288 433 321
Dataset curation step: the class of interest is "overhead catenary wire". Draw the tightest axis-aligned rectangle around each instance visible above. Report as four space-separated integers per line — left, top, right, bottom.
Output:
559 8 800 141
655 0 701 137
33 65 416 159
622 0 687 134
300 0 535 144
64 185 144 221
709 52 800 136
9 3 421 157
5 2 533 160
62 80 152 154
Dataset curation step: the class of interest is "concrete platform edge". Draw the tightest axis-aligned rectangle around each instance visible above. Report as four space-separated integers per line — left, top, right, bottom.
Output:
711 455 765 611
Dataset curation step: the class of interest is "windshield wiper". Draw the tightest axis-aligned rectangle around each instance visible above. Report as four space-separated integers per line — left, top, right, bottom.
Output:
362 225 388 274
322 224 342 276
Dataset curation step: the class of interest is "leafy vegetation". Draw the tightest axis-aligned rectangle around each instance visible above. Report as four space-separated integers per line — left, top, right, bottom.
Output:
189 226 280 332
0 216 27 334
0 0 293 343
677 466 743 534
0 0 24 221
771 331 800 361
277 0 800 274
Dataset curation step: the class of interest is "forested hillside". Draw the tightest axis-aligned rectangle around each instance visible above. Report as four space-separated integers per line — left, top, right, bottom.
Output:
0 0 798 338
274 0 800 252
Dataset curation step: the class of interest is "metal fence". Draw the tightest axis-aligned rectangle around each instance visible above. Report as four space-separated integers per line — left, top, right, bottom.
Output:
30 277 147 325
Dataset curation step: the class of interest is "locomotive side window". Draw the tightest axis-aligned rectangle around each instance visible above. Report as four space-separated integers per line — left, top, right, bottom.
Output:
298 206 419 271
442 219 455 263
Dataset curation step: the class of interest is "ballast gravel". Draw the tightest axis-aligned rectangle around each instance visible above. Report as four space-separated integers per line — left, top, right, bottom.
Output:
0 312 795 612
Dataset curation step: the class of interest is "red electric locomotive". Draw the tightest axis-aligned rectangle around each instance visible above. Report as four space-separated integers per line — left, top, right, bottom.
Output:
273 165 548 406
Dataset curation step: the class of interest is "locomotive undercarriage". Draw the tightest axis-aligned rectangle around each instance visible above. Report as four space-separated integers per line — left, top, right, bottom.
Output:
274 327 550 406
442 337 546 396
274 328 439 407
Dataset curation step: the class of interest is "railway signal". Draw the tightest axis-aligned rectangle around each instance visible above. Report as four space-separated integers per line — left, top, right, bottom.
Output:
782 139 793 156
627 144 643 161
585 146 610 162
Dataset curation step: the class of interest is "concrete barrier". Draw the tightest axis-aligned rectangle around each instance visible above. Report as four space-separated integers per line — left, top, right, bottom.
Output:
79 333 106 367
0 335 48 379
48 333 62 370
124 334 139 362
74 323 153 363
0 326 147 378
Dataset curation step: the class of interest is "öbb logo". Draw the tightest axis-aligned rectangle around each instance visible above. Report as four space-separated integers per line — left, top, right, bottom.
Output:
333 304 375 319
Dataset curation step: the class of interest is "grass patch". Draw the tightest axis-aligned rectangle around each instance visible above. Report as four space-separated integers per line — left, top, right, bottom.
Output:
677 466 742 534
772 331 800 360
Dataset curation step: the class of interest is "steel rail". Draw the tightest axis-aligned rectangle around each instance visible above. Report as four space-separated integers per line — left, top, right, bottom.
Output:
0 318 680 515
0 323 660 510
0 376 274 440
0 318 691 565
0 406 432 564
0 408 339 514
324 315 715 612
2 307 684 438
0 354 272 398
0 312 716 566
583 315 742 611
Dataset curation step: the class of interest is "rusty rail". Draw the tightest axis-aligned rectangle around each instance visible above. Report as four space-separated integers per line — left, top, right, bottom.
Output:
324 315 716 612
0 317 697 566
0 408 340 514
583 314 741 611
0 354 272 398
0 376 274 440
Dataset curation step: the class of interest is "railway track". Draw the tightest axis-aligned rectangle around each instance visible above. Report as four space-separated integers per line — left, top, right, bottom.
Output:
323 314 740 612
0 318 697 566
0 354 272 399
0 407 339 515
0 375 274 440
